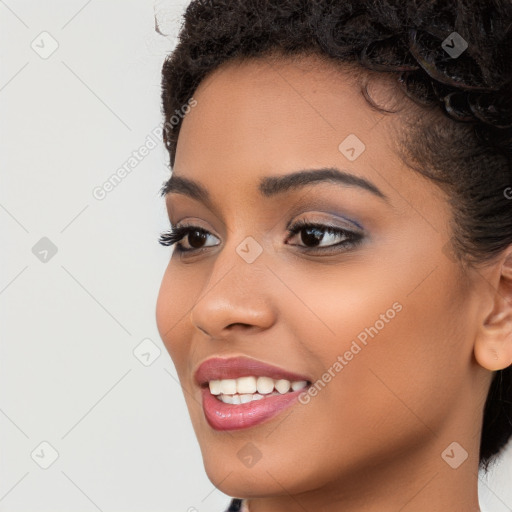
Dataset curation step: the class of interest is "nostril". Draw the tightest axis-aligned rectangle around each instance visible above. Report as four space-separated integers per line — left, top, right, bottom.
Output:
227 322 252 329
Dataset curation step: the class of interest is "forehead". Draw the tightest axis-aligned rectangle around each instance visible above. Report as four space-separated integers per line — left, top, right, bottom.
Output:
166 55 454 240
173 54 397 182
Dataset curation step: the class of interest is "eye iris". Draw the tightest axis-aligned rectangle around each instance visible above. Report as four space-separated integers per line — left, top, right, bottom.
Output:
188 230 207 248
301 227 324 247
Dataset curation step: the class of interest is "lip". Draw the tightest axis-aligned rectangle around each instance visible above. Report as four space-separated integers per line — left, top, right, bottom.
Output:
194 356 312 386
194 356 312 431
201 386 308 431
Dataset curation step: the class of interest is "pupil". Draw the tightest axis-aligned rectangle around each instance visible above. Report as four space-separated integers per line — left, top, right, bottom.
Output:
301 227 323 247
189 230 206 248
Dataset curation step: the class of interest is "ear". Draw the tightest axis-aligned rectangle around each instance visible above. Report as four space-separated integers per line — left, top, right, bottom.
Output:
474 247 512 371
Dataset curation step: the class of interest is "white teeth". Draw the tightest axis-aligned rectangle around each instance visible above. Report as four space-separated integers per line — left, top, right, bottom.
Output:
218 393 265 404
220 394 234 404
256 376 275 394
220 379 237 394
208 380 222 395
236 376 257 394
275 379 291 394
291 380 308 391
208 376 309 400
240 393 257 403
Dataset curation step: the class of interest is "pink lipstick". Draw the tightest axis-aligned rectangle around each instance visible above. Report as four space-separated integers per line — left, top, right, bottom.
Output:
194 356 312 431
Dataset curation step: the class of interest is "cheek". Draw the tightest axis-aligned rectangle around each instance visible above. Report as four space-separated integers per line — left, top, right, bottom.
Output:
318 261 472 436
155 264 196 369
285 256 472 445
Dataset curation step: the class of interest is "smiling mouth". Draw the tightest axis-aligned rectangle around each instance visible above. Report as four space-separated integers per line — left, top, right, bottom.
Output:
199 376 312 431
194 356 313 430
203 375 311 404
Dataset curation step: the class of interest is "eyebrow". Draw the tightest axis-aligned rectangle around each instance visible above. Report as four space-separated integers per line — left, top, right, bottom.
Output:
160 167 389 204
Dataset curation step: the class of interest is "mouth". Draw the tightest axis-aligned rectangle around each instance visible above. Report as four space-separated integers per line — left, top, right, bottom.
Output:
194 356 312 431
203 375 310 403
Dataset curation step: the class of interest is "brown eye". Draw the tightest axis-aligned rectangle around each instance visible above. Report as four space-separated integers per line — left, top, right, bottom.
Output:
297 226 333 247
186 229 208 249
286 221 361 250
158 225 220 252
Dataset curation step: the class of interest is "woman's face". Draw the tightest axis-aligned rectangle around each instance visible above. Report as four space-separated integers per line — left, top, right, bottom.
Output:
156 55 491 500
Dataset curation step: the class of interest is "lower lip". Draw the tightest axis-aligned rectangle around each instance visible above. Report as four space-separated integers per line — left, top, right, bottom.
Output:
201 386 308 431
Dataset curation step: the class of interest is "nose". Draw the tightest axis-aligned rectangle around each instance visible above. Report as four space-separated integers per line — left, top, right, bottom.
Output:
189 248 276 340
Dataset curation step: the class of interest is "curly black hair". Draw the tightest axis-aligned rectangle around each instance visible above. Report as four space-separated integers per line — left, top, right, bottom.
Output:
159 0 512 472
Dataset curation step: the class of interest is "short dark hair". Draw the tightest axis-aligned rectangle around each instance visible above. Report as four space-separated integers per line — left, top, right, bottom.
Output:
159 0 512 471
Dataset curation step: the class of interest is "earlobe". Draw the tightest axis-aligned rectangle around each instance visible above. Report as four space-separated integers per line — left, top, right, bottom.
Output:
474 248 512 372
474 337 512 371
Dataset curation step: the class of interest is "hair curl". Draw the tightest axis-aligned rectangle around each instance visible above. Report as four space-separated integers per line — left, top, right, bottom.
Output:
160 0 512 471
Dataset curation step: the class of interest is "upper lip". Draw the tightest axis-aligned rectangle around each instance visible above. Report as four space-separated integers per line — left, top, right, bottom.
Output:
194 356 312 387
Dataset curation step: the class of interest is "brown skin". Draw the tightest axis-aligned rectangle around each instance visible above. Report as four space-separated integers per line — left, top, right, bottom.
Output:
156 54 512 512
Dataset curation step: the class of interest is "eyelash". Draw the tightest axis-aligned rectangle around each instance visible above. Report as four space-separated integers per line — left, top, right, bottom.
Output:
158 219 364 255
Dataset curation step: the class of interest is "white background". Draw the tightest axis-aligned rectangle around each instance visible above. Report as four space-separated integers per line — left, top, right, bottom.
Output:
1 1 511 511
